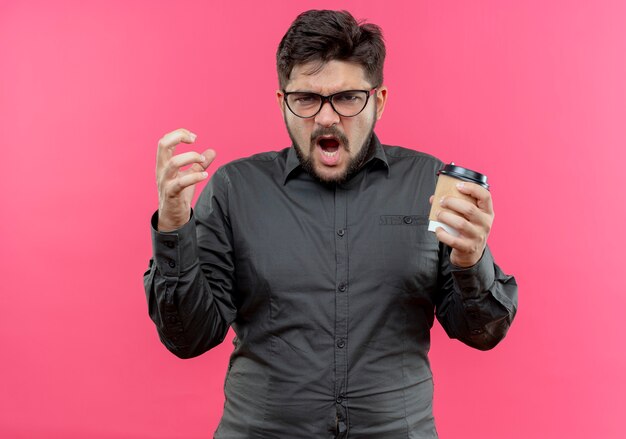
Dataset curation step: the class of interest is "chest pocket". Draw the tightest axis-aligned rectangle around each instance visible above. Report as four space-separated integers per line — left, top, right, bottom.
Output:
375 215 440 293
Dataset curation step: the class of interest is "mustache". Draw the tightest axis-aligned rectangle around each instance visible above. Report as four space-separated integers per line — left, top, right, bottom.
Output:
310 127 350 151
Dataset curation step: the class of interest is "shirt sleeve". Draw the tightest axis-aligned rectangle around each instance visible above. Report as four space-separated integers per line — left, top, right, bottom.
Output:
434 245 518 350
143 167 237 359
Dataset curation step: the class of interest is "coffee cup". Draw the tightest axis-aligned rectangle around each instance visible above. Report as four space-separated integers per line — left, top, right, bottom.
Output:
428 163 489 237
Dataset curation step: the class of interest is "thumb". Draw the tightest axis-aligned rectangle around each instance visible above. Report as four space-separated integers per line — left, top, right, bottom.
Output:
199 149 217 170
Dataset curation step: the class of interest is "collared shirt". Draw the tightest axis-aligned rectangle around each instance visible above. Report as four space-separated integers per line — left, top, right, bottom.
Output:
144 134 518 438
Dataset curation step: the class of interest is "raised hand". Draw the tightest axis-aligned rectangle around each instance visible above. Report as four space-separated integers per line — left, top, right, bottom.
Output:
156 128 216 232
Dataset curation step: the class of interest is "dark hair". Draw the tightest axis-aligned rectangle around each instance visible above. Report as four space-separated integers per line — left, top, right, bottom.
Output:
276 10 386 89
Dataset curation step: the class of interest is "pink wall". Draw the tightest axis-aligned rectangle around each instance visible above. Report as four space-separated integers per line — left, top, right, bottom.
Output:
1 0 624 437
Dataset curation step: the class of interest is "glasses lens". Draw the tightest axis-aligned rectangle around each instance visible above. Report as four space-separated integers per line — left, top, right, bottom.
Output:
286 93 322 118
331 91 368 117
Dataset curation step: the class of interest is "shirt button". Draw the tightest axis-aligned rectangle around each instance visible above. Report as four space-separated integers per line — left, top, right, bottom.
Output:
403 216 413 224
471 328 484 335
168 260 176 268
337 229 345 237
165 241 175 248
336 394 344 404
338 284 347 292
337 339 345 348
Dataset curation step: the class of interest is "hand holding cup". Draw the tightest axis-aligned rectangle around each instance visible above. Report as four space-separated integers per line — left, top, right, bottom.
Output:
428 164 494 268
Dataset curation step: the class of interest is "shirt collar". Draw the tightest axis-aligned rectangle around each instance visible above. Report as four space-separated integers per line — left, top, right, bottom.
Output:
282 132 390 185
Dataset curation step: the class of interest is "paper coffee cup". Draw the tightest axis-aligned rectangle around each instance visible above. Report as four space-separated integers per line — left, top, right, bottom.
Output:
428 163 489 237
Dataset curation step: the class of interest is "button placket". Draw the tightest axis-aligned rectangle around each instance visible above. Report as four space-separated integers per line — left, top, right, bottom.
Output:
333 186 349 421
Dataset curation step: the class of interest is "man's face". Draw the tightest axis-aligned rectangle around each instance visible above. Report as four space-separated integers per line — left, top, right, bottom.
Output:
277 60 387 183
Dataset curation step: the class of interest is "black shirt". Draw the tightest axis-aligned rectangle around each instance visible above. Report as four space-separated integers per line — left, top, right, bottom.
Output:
144 134 518 438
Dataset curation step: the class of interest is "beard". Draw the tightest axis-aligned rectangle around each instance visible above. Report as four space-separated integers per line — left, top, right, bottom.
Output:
286 120 376 185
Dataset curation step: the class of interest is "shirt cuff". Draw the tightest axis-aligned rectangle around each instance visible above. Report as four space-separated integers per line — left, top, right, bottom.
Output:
150 210 198 277
449 246 496 299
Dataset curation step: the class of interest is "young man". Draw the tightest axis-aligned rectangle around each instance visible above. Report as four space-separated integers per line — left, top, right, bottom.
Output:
145 10 517 438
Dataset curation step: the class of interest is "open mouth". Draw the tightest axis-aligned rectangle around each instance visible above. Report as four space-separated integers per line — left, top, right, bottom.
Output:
318 137 340 157
311 129 349 167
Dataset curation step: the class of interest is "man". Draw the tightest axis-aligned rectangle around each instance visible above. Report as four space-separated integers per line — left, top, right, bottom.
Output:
144 9 517 438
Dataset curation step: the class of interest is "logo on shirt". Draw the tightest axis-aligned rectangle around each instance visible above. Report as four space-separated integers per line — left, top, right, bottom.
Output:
379 215 428 226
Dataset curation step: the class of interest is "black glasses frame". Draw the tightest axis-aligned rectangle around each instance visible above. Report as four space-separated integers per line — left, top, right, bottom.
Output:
282 88 378 118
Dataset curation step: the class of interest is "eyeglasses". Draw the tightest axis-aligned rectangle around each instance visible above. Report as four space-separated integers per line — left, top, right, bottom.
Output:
283 89 377 118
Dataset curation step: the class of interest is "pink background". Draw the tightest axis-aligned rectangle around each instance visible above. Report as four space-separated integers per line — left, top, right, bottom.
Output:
1 0 625 437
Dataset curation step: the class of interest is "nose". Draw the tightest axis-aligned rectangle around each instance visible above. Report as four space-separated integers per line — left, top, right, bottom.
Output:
314 100 340 127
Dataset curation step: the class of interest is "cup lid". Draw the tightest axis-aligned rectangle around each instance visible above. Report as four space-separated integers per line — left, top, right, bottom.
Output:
438 163 489 189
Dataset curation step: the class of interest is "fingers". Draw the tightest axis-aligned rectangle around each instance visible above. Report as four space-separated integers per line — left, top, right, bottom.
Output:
435 225 480 253
434 224 486 267
436 209 482 243
436 195 492 241
159 149 217 196
156 128 198 168
155 130 218 231
156 130 217 198
439 196 490 230
162 151 206 178
434 208 487 268
456 182 494 215
437 182 494 228
178 149 217 178
162 171 210 198
163 148 215 176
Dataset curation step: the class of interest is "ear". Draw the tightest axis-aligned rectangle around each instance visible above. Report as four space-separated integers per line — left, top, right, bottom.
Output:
374 86 388 120
276 90 286 118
